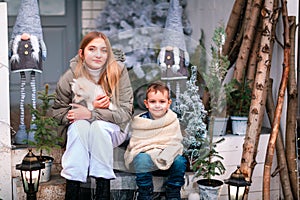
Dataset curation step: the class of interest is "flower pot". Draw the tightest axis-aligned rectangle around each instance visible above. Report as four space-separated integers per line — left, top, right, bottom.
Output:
212 117 228 136
38 156 54 183
230 116 248 135
197 179 223 200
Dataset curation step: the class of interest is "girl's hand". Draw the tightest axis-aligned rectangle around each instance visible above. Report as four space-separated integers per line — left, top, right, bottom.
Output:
67 103 92 123
93 94 110 109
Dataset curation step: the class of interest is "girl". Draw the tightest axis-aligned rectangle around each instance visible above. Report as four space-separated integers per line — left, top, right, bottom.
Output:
52 31 133 200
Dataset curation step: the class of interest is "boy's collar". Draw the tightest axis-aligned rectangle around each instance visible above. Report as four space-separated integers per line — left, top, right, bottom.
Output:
139 111 154 119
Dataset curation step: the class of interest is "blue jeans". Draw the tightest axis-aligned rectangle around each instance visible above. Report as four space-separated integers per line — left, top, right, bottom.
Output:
133 152 187 188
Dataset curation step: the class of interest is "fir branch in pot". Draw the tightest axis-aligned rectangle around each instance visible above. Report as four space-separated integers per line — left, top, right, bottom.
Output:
28 84 62 158
225 79 252 117
202 22 230 118
225 79 252 135
191 136 226 185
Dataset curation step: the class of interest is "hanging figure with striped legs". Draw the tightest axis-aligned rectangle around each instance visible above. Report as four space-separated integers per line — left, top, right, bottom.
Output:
28 71 38 142
15 72 27 144
8 0 47 144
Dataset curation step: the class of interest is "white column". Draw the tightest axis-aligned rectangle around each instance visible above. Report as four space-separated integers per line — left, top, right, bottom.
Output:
288 0 299 74
0 2 12 200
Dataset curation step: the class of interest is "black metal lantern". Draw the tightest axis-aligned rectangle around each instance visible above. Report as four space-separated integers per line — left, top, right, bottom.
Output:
224 166 251 200
16 149 45 200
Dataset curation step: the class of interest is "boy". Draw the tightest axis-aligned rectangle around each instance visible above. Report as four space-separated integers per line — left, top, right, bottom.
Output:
124 81 186 200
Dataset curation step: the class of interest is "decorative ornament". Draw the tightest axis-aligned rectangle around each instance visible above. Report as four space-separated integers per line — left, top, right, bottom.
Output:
8 0 47 144
158 0 190 105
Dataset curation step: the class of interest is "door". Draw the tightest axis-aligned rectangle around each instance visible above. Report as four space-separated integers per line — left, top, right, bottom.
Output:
7 0 81 105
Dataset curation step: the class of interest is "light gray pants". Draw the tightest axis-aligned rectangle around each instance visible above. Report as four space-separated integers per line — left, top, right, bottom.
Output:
61 120 127 182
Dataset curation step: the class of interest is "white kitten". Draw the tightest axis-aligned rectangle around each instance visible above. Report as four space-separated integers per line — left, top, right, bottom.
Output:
71 77 116 110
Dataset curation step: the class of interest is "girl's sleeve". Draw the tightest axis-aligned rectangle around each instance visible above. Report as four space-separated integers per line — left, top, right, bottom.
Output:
52 69 73 126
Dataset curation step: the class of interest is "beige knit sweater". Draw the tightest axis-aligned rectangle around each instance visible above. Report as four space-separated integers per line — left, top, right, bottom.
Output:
124 110 183 170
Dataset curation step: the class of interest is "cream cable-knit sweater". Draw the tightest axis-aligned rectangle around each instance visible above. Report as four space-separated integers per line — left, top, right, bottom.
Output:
124 109 183 170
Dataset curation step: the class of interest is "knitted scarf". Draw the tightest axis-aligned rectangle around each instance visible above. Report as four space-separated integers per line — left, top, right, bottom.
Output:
124 110 183 170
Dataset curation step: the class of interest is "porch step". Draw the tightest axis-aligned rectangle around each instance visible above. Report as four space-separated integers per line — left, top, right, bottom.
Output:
12 146 196 199
13 172 195 199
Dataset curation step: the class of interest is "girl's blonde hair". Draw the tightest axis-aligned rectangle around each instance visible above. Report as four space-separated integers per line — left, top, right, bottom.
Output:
74 31 121 105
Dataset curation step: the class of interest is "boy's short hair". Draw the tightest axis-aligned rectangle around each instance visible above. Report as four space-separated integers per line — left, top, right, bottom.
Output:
146 81 170 100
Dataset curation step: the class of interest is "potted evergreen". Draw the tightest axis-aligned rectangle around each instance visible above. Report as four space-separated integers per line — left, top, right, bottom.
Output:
226 79 252 135
28 84 62 182
192 136 226 199
202 23 230 136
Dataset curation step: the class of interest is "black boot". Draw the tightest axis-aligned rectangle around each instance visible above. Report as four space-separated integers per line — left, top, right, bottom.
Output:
165 185 181 200
137 185 153 200
95 178 110 200
65 179 80 200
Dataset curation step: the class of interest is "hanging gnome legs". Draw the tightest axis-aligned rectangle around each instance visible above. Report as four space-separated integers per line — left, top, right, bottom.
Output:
14 72 27 144
14 71 38 144
28 71 38 142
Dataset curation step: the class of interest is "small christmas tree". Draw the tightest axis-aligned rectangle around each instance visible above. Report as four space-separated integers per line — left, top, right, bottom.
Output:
28 84 62 157
173 66 225 181
172 66 208 167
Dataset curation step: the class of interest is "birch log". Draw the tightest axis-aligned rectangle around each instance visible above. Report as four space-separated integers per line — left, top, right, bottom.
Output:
263 0 290 198
266 79 293 200
285 15 298 200
240 0 274 181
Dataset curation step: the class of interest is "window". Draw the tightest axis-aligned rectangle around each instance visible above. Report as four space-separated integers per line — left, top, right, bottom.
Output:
6 0 65 16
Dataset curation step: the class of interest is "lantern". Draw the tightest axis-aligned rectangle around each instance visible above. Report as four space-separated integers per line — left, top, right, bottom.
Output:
16 149 45 200
224 166 251 200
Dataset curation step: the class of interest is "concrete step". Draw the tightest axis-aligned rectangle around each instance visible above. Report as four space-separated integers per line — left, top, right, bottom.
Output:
12 146 196 199
13 172 196 199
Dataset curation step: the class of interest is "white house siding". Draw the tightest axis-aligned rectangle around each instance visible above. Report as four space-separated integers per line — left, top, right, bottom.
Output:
216 134 280 199
180 134 280 199
81 0 106 35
